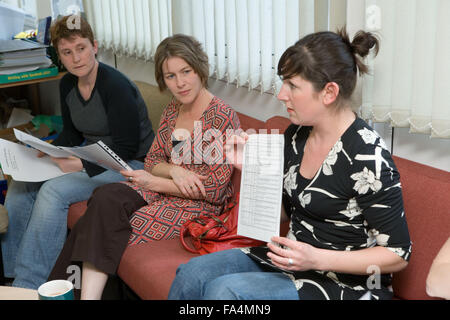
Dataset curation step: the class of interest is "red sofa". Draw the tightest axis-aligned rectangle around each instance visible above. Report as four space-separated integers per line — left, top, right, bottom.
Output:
67 112 450 300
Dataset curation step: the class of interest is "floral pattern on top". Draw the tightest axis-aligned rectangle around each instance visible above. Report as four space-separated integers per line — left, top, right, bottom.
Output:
244 117 412 300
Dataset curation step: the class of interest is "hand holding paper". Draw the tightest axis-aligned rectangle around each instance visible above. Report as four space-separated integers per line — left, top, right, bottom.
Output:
0 138 67 182
225 131 249 171
13 128 71 158
237 134 284 243
0 129 134 182
51 156 83 173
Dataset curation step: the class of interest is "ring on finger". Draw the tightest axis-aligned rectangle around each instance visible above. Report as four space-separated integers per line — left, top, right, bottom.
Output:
128 176 133 182
288 258 293 266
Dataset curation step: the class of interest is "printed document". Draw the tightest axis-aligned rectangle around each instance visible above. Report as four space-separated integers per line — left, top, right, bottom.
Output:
237 134 284 243
0 138 67 182
0 130 132 182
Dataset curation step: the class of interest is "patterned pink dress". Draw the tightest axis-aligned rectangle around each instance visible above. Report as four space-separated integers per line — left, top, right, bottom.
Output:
125 96 241 245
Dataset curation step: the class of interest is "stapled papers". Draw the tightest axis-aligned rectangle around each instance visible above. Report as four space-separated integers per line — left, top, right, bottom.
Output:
0 129 132 182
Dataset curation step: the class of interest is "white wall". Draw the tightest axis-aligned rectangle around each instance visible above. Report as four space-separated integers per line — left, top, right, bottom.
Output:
35 0 51 18
0 0 19 7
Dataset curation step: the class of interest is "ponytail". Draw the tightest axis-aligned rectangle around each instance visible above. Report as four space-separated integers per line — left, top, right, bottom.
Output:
338 28 380 75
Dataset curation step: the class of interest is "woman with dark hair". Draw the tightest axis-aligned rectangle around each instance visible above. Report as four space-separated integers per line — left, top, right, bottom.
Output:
48 34 241 299
168 29 412 300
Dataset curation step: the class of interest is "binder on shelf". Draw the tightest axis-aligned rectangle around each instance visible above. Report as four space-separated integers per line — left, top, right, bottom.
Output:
0 39 53 80
37 16 52 45
0 39 48 53
0 65 58 85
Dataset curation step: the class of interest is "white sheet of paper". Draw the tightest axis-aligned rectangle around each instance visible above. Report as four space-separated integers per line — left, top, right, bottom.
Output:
2 130 133 182
14 129 72 158
7 108 34 128
60 143 132 172
14 129 132 173
0 138 67 182
237 134 284 243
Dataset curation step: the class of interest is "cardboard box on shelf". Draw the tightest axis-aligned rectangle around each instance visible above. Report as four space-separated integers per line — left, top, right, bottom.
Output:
0 122 34 142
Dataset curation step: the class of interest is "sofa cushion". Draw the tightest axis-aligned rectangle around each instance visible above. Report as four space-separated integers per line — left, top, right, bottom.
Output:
134 81 172 130
391 156 450 300
265 116 291 134
117 238 199 300
236 112 265 132
67 201 87 230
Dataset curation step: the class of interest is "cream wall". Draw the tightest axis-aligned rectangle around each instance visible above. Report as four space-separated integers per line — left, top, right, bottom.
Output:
0 0 19 6
35 0 450 172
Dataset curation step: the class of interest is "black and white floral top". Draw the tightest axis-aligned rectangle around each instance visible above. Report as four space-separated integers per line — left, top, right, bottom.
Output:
244 117 412 300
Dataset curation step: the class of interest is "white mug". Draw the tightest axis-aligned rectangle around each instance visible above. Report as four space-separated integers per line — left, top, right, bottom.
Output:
38 280 74 300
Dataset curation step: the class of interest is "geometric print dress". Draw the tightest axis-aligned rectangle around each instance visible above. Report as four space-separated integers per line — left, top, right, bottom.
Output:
125 96 241 245
244 117 412 300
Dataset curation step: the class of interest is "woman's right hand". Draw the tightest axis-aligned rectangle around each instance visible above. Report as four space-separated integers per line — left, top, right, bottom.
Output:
121 169 159 191
169 166 208 199
224 132 249 171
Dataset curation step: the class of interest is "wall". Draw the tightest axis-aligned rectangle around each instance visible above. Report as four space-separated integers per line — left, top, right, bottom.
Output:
0 0 19 6
36 0 450 172
35 0 51 18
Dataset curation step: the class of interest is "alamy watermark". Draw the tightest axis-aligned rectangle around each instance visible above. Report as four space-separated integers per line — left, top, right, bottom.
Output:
63 3 82 30
366 265 381 290
67 265 81 290
170 123 281 168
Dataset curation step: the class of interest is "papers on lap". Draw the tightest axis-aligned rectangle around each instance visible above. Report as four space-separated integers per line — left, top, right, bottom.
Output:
0 138 66 182
237 134 284 243
0 129 132 182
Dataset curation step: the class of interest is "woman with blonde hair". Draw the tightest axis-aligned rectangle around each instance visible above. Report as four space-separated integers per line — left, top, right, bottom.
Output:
48 34 241 300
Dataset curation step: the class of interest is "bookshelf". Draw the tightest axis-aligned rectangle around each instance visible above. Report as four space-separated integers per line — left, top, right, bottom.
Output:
0 71 66 115
0 71 66 89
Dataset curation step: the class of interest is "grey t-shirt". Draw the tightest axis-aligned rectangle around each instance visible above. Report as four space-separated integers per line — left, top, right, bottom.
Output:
53 62 155 176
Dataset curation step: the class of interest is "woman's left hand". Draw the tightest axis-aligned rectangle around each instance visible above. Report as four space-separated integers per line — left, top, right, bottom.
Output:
121 170 158 191
169 166 207 199
267 236 320 272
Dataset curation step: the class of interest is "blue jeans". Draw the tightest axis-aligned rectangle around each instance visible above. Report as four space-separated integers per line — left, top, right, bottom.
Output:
168 249 299 300
1 160 143 289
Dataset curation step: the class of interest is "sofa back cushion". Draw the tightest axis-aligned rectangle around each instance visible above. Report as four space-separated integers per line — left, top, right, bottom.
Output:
134 81 172 130
265 116 291 134
391 156 450 300
236 112 265 132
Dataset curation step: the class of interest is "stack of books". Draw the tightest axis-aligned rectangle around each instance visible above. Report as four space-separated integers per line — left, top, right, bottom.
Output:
0 39 56 84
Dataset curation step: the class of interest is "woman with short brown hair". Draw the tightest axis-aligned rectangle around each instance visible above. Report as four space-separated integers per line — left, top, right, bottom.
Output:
1 15 154 290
